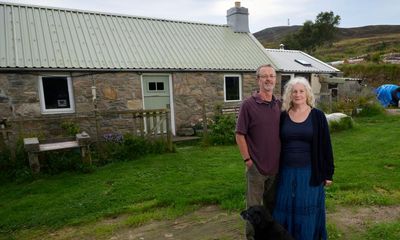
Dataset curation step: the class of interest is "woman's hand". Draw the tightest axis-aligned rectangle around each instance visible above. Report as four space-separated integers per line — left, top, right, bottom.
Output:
325 180 333 186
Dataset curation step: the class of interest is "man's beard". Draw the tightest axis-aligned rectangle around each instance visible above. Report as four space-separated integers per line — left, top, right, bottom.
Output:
263 84 274 91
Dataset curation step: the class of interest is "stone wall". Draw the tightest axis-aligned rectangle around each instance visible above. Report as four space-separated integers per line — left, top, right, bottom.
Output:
73 72 143 112
0 70 262 139
0 72 143 117
172 72 258 129
0 72 144 139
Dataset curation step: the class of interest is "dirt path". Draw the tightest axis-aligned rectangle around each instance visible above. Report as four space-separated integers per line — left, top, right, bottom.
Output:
110 206 244 240
45 205 400 240
328 205 400 237
107 205 400 240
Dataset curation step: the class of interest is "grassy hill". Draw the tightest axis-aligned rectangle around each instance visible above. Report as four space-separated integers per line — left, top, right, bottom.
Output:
254 25 400 62
253 25 301 45
254 25 400 86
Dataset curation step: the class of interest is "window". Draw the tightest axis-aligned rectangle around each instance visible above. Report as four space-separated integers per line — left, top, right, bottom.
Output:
328 83 338 100
148 81 165 91
38 76 75 114
281 74 293 95
224 75 242 102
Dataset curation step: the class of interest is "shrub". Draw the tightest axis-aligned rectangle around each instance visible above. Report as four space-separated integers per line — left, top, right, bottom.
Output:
208 114 236 145
44 149 82 174
1 132 173 181
0 145 12 180
329 116 354 132
316 101 332 114
356 102 385 117
61 121 81 136
94 133 172 164
0 138 32 182
328 87 384 117
339 63 400 87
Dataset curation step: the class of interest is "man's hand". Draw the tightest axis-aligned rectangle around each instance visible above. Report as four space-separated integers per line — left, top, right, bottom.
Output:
245 159 253 169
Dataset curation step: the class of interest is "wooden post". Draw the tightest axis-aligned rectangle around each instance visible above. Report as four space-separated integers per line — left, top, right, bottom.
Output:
23 138 40 174
76 132 91 165
159 110 165 140
165 109 173 152
145 111 152 137
139 112 145 137
0 129 7 152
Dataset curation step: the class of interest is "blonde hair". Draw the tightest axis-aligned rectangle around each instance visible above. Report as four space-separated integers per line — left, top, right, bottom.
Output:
281 77 315 112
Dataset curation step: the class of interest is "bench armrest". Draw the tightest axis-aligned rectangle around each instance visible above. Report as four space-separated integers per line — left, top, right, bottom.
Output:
23 138 39 152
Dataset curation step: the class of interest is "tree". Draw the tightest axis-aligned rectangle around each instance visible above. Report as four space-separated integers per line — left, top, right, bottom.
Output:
313 11 341 46
282 11 341 53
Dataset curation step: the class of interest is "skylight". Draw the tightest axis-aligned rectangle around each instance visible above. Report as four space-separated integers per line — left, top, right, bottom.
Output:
295 59 312 67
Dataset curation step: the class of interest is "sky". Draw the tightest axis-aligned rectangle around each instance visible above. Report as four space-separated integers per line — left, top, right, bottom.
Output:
3 0 400 33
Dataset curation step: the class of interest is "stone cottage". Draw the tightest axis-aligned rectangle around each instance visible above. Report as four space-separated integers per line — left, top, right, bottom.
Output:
0 2 275 138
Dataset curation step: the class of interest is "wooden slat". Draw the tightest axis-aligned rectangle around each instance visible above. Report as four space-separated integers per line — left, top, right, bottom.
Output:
39 141 79 152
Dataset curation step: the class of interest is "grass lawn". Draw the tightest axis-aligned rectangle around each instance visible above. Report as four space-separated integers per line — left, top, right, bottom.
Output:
0 114 399 239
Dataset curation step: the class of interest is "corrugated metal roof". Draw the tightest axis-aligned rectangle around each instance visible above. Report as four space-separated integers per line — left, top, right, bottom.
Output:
264 49 340 73
0 2 275 71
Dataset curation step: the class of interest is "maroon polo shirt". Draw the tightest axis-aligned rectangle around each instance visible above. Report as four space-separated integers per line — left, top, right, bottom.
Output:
236 92 281 175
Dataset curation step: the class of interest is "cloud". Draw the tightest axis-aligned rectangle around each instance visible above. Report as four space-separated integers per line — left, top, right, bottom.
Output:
4 0 400 33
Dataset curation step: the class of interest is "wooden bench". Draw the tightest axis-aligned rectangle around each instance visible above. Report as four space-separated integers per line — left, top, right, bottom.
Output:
221 106 240 116
24 132 91 174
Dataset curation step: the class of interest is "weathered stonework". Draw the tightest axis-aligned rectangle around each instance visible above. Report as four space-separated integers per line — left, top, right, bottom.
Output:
172 72 258 128
0 70 265 140
102 86 118 100
127 100 142 109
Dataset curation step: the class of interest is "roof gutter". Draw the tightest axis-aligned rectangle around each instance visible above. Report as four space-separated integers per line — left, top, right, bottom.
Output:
0 67 258 73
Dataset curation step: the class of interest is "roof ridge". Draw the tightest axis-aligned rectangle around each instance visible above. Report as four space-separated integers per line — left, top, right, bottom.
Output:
0 1 228 27
265 48 301 53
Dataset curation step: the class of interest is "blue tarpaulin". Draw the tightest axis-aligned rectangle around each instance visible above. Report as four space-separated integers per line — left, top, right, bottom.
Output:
375 84 400 107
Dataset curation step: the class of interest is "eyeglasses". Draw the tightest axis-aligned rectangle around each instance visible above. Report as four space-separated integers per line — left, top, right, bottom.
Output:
258 75 276 79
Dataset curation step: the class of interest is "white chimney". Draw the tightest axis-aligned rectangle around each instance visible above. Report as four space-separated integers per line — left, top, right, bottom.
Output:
226 1 249 33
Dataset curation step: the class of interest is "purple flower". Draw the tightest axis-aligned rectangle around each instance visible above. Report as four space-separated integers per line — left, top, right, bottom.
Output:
103 133 123 143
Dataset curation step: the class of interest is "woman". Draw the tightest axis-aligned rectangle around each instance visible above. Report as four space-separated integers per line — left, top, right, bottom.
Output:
273 77 334 240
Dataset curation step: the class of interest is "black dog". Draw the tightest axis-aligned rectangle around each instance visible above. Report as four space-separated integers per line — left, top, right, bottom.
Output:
241 206 294 240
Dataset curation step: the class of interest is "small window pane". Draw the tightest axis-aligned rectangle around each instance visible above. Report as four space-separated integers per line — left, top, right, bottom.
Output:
225 76 240 101
42 77 70 109
157 82 164 90
149 82 156 91
281 75 292 94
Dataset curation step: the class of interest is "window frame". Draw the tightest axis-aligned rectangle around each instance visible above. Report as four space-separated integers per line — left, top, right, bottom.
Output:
223 74 242 102
280 74 294 95
147 81 165 92
38 75 75 114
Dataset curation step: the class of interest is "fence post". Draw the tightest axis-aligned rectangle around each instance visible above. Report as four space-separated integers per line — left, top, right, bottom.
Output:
165 108 173 151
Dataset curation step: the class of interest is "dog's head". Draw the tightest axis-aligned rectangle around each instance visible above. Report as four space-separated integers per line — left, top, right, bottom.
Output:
241 206 294 240
240 205 270 228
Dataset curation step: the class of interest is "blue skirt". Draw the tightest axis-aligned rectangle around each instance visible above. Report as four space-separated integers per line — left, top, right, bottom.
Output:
273 165 327 240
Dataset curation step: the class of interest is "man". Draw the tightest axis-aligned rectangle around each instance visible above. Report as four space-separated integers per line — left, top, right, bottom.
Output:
236 64 281 239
